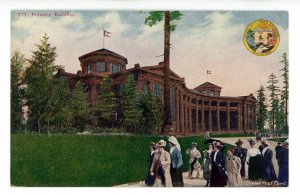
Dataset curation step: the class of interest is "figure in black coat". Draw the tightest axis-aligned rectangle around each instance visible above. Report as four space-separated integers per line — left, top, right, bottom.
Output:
275 142 283 164
210 141 227 187
234 139 246 177
261 141 277 182
145 142 157 186
278 142 288 186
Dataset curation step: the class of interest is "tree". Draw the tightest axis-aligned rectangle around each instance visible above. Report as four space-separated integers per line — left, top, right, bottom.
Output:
256 85 268 132
70 81 90 132
24 33 60 133
144 11 183 133
121 74 142 132
11 50 25 133
96 76 117 127
138 89 163 134
266 73 280 131
279 52 289 133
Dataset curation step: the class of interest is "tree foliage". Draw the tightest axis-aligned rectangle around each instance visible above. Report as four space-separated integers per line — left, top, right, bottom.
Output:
279 52 289 132
144 11 183 31
266 73 280 131
11 50 25 133
256 85 268 131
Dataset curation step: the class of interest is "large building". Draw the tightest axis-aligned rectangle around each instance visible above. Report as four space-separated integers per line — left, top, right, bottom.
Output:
57 48 257 135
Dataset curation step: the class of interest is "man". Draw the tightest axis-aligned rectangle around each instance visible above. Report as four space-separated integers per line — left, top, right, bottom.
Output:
234 139 247 177
278 141 288 186
275 142 283 164
261 140 277 182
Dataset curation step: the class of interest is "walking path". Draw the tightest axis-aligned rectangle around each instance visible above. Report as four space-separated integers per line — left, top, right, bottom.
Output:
116 137 287 187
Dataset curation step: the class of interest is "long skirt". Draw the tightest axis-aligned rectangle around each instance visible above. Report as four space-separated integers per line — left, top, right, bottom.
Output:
248 156 263 180
264 164 277 182
278 163 288 186
210 163 227 187
170 166 184 187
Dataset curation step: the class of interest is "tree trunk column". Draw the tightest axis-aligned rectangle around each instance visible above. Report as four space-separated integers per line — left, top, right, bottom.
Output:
237 103 241 130
184 96 188 133
90 84 97 105
217 101 220 131
201 100 205 132
227 102 231 130
243 103 247 130
180 90 184 133
176 89 180 132
196 98 199 133
253 106 256 130
189 97 192 133
208 100 212 132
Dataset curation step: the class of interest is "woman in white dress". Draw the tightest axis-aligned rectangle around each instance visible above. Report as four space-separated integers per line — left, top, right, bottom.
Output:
246 138 262 180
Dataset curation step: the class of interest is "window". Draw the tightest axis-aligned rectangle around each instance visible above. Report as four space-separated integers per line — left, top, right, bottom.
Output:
152 83 163 97
86 64 92 73
96 62 105 72
112 64 121 73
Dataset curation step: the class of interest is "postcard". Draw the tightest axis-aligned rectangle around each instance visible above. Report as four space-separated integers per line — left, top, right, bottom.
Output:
10 10 289 187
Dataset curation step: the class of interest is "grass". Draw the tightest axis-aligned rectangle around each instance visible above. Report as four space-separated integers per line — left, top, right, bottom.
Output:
11 134 233 187
268 137 288 143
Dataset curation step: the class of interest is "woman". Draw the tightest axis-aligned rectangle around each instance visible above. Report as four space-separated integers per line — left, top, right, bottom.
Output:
150 140 172 187
145 142 157 186
246 139 262 181
210 141 227 187
203 143 213 187
225 148 243 187
234 139 246 178
168 136 184 187
188 142 201 179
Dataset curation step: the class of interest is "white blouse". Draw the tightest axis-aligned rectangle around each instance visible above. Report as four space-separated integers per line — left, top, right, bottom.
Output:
246 148 261 163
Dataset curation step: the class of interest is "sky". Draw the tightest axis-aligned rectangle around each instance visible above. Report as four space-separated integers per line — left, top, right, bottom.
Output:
11 10 288 97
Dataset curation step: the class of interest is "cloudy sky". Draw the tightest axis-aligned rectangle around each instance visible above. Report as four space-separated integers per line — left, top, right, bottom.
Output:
11 11 288 97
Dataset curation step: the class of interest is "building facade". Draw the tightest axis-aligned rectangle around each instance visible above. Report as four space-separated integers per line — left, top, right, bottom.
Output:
57 48 257 135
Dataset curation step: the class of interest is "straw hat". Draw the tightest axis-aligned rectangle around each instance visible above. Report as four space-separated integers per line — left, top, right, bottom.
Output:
192 142 197 147
156 140 166 147
235 139 244 146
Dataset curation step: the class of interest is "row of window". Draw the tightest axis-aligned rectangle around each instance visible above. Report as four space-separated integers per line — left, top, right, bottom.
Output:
116 83 164 97
86 63 121 74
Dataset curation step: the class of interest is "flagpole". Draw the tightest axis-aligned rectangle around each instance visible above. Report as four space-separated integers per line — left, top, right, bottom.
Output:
103 29 105 48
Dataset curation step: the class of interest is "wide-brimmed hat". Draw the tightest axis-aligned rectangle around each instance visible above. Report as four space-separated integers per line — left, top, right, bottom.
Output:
168 136 181 151
156 140 166 147
235 139 244 146
261 140 269 147
150 142 157 149
213 141 223 148
192 142 197 147
248 138 256 145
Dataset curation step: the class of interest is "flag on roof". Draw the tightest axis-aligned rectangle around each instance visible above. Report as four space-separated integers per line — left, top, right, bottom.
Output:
104 30 112 37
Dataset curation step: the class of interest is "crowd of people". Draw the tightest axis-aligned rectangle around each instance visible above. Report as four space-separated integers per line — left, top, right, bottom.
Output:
144 136 289 187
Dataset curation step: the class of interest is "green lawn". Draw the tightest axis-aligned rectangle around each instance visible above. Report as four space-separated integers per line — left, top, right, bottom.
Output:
11 134 231 187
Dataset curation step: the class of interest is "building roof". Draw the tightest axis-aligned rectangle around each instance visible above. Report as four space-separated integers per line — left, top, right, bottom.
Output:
78 48 128 64
195 82 222 89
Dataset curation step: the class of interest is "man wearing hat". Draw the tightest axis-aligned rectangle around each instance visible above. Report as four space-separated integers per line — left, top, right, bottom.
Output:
188 142 201 179
277 141 288 186
210 141 227 187
234 139 247 177
150 140 172 187
168 136 184 187
261 140 277 182
145 142 157 186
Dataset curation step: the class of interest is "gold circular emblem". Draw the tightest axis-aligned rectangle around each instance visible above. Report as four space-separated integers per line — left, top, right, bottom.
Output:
243 19 280 56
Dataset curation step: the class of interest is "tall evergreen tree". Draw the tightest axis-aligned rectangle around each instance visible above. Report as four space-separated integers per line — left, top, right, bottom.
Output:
144 11 183 133
279 52 289 133
138 89 163 134
70 82 90 132
96 76 117 127
266 73 280 131
256 85 268 132
24 33 60 133
11 50 25 133
121 74 142 132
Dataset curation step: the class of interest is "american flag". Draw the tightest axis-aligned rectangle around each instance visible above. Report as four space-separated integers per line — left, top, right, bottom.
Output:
104 30 112 37
207 70 212 74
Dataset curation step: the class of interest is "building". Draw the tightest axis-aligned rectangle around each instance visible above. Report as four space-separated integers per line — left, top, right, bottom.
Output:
57 48 257 135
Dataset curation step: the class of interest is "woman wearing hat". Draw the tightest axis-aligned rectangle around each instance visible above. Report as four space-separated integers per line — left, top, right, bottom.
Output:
145 142 157 186
203 143 213 187
188 142 201 179
246 138 262 181
168 136 184 187
234 139 246 177
150 140 172 187
210 141 227 187
225 147 243 187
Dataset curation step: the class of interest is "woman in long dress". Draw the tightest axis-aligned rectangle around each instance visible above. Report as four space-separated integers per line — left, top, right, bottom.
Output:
203 143 212 187
150 140 172 187
188 142 201 179
225 148 243 187
246 139 263 181
145 142 157 186
168 136 184 187
210 141 227 187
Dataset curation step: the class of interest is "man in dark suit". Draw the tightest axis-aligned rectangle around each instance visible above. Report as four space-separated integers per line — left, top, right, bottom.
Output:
234 139 247 177
210 141 227 187
261 141 277 182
